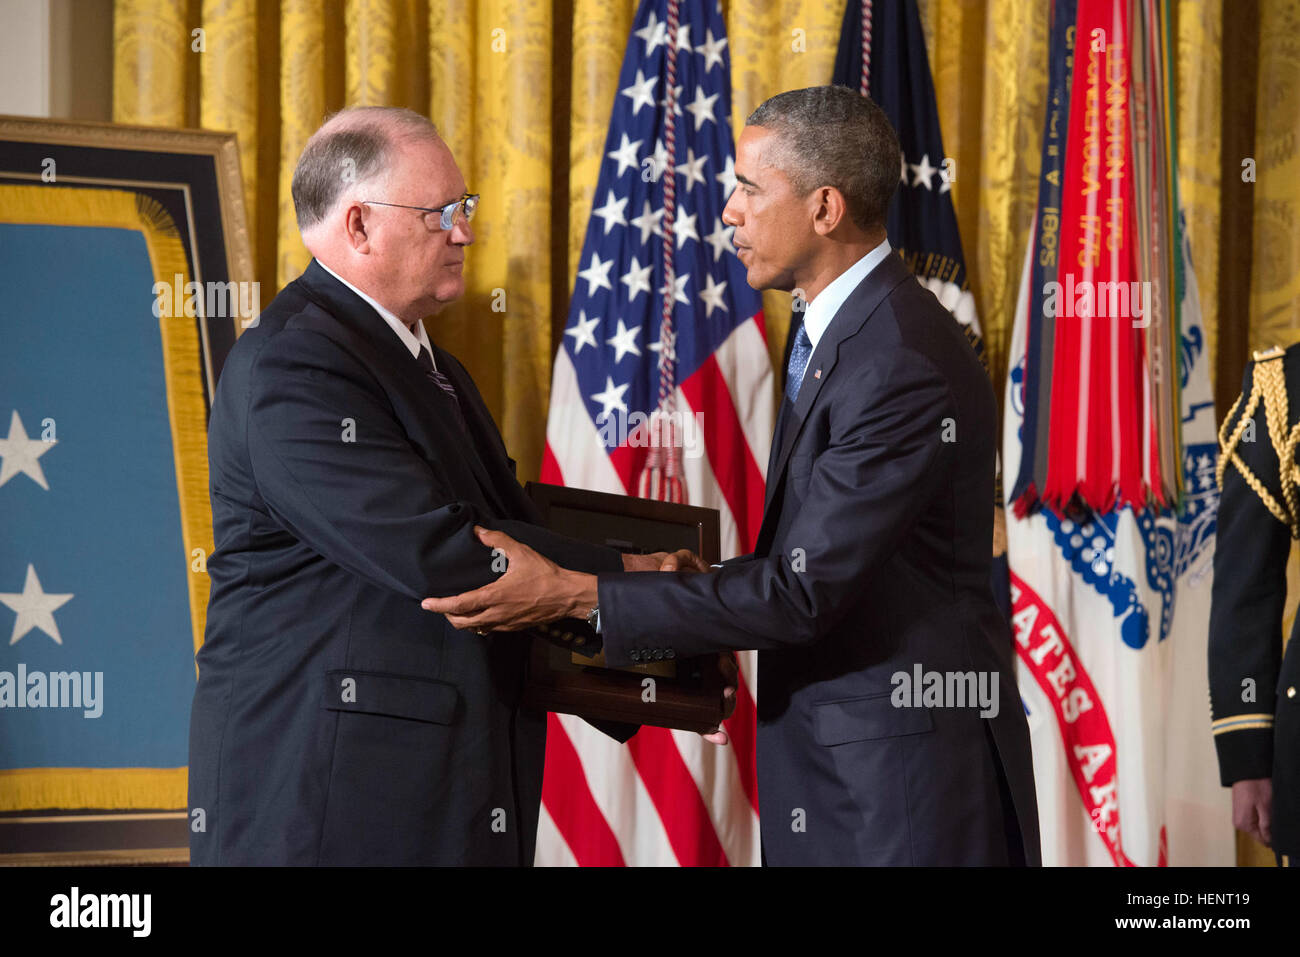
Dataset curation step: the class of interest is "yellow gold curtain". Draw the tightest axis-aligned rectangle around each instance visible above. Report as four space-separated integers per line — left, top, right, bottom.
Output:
113 0 1291 479
1249 0 1300 352
1177 0 1223 375
111 0 1298 477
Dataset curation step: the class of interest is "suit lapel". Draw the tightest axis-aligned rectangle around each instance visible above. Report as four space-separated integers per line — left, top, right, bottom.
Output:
765 397 793 511
296 260 515 516
756 253 915 545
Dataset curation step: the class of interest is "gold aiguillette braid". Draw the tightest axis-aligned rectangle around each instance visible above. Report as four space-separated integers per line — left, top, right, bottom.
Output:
1216 345 1300 538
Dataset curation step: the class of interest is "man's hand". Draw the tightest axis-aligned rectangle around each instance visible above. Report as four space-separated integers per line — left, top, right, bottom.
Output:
701 653 739 745
624 549 721 742
1231 777 1273 846
659 549 711 573
421 527 596 633
622 549 711 573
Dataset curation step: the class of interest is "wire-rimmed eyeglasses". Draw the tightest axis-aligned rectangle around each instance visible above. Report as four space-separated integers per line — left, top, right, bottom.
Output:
362 193 479 231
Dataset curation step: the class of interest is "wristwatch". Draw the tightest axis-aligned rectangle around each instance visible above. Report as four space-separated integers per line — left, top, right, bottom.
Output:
585 604 601 634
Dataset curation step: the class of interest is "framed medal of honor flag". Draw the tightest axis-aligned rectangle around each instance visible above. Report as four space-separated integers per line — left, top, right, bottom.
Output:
0 115 251 863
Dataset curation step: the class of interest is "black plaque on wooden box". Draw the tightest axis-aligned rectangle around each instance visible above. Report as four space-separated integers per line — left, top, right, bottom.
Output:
522 483 731 734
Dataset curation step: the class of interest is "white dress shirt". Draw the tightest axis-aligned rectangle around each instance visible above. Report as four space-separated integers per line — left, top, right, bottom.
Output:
795 237 894 377
317 260 436 368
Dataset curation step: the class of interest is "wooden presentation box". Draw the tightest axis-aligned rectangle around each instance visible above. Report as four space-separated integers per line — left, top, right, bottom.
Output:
522 483 732 734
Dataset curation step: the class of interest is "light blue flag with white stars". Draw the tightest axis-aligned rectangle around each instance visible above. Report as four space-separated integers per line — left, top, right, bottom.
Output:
0 188 206 810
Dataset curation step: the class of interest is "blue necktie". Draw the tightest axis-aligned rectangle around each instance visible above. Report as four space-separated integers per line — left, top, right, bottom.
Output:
785 324 813 403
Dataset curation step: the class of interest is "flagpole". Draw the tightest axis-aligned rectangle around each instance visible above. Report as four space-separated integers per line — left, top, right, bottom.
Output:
641 0 686 503
860 0 872 97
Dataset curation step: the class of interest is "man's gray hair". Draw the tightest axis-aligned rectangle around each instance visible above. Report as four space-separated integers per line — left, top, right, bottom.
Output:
746 86 901 231
291 106 440 232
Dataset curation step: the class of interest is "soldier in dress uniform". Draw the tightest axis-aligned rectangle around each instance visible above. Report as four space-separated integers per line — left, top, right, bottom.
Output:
1212 343 1300 867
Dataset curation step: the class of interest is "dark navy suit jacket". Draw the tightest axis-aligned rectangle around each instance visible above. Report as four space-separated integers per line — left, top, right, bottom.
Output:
189 260 625 865
597 253 1042 865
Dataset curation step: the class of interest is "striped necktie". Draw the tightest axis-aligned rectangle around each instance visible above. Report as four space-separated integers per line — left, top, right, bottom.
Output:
416 344 467 432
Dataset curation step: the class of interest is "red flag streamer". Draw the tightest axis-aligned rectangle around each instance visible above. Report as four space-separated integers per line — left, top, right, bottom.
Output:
1044 0 1149 513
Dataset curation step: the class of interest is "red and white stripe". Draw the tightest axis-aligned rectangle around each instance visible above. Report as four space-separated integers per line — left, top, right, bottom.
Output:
537 312 771 866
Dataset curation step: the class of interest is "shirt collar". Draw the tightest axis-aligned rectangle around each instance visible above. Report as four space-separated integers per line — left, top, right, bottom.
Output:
800 237 893 352
316 259 432 361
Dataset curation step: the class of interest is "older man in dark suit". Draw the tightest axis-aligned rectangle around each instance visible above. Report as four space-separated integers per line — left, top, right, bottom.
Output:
427 86 1041 866
189 106 683 866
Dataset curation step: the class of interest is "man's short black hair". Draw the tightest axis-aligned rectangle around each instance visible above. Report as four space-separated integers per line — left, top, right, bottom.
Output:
746 85 901 231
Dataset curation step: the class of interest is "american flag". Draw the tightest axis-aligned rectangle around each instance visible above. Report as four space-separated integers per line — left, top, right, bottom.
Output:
536 0 771 866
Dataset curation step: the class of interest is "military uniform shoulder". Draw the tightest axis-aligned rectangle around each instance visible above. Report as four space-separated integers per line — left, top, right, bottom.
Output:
1275 343 1300 402
1224 344 1300 430
1218 343 1300 534
1246 341 1300 386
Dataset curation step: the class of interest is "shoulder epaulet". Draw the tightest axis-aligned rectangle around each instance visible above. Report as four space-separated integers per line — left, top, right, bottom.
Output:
1218 345 1300 537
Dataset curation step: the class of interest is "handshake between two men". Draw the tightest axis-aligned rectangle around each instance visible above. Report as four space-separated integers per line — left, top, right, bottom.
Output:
421 526 736 745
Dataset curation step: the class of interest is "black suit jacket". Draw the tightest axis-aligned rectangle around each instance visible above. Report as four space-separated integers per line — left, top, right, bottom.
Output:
189 259 625 865
597 253 1042 865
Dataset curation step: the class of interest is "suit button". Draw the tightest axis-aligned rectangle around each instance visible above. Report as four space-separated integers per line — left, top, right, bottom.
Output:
629 649 641 661
1288 686 1296 699
665 649 675 659
653 649 663 660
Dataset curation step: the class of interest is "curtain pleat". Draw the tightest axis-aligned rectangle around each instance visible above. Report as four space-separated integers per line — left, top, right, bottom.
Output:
1250 0 1300 351
113 0 190 127
1177 0 1223 378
